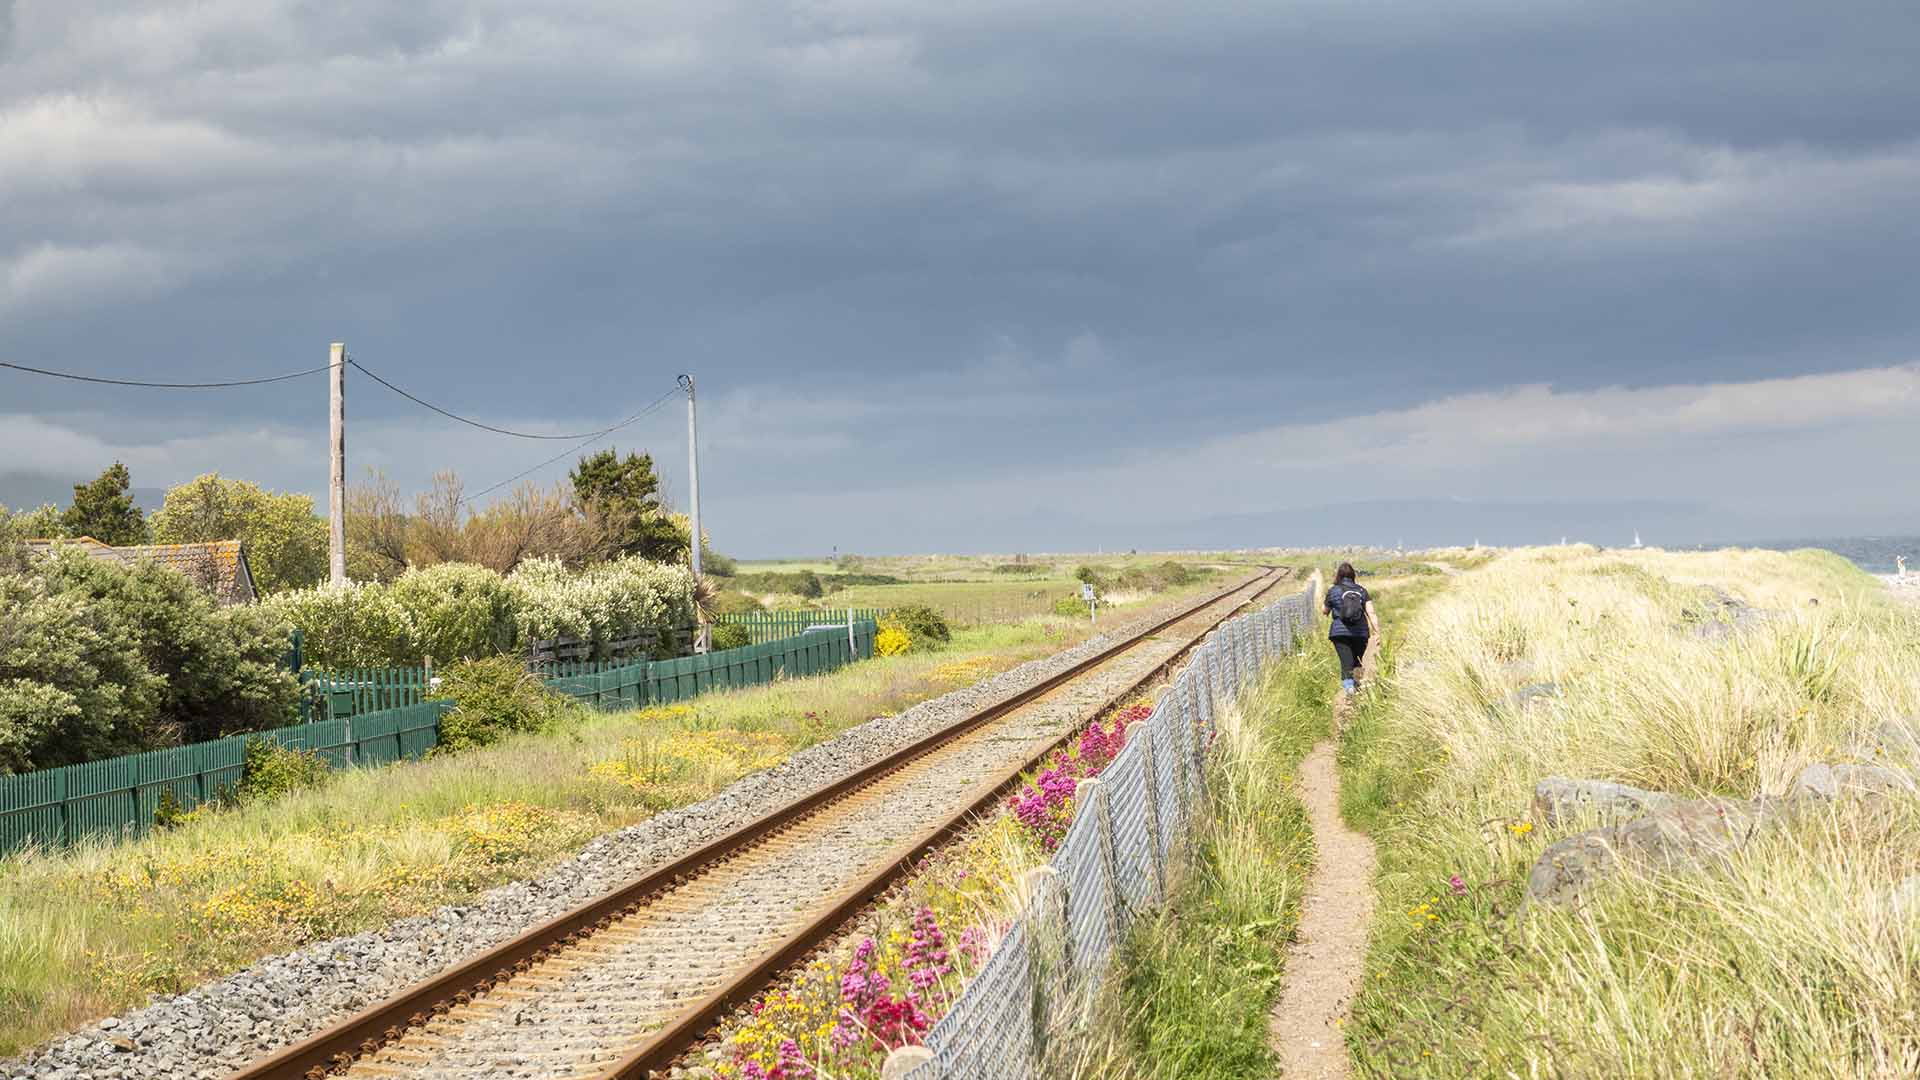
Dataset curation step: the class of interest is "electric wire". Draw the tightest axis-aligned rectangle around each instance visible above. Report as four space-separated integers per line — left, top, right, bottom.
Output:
0 359 335 388
4 352 683 508
458 387 682 507
346 357 635 440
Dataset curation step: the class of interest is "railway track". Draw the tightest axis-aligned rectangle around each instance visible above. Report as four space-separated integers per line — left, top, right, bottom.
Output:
230 567 1292 1080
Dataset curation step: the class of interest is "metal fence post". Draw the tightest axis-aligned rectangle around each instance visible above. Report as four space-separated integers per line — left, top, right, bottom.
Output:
1136 724 1166 901
1167 682 1193 820
1076 778 1122 952
1021 863 1067 1068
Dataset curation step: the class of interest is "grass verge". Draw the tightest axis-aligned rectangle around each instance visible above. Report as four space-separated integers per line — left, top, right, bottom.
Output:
1059 621 1335 1079
0 617 1098 1055
1342 545 1920 1077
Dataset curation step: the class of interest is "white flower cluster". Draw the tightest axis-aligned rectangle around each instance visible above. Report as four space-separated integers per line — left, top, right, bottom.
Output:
267 557 695 668
506 556 696 650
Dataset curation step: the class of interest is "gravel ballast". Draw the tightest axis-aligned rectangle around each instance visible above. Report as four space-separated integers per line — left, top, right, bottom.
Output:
5 588 1248 1080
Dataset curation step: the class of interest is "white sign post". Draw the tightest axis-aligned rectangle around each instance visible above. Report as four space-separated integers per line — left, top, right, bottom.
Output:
1081 582 1097 624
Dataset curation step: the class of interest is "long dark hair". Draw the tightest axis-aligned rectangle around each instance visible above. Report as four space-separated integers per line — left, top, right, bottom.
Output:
1336 561 1357 583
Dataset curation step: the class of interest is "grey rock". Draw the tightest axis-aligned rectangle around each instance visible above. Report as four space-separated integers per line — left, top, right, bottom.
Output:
1889 874 1920 914
1856 717 1920 767
1529 795 1786 904
1792 763 1916 800
1508 682 1560 708
1532 777 1678 830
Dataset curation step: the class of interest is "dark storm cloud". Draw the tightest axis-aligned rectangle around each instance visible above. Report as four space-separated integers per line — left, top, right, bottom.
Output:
3 0 1919 553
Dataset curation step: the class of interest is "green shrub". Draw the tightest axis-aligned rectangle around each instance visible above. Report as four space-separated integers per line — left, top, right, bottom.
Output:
431 656 568 753
0 546 298 773
1054 595 1093 618
730 571 824 598
236 737 331 802
702 548 739 576
818 573 906 590
710 623 752 651
0 565 161 772
711 590 765 616
1074 565 1103 586
391 562 517 664
1116 560 1201 593
152 787 187 829
889 604 951 646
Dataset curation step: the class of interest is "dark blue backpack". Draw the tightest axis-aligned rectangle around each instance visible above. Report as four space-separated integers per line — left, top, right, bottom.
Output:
1335 585 1367 627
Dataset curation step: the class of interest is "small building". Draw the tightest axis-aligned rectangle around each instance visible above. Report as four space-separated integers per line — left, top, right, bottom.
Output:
22 536 259 605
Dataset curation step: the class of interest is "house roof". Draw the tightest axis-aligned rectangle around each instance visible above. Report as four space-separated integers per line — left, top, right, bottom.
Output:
22 537 259 605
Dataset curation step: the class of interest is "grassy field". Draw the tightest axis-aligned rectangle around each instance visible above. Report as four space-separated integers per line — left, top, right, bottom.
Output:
0 617 1102 1055
1342 546 1920 1076
727 552 1240 626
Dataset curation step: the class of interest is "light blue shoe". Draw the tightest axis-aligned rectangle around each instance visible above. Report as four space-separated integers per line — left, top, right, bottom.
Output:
1341 678 1357 694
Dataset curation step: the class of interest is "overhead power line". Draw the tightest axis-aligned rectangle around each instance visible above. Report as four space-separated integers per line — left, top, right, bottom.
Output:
459 387 683 507
0 359 335 388
346 357 636 440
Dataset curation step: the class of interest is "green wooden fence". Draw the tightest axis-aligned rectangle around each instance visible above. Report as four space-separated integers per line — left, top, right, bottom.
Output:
0 621 875 855
310 667 434 719
716 608 890 644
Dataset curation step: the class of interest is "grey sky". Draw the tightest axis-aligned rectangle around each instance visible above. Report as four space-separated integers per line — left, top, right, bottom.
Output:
3 0 1919 555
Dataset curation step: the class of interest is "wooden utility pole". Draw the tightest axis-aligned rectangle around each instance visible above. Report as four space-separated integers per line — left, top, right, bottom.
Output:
329 342 347 585
680 373 708 653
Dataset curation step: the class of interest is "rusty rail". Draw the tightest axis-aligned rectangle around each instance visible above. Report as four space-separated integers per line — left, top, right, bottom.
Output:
229 568 1288 1080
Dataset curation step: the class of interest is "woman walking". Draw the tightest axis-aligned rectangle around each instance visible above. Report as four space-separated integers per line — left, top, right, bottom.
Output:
1324 562 1380 694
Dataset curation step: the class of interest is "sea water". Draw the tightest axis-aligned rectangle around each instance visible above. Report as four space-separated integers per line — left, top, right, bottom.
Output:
1686 535 1920 574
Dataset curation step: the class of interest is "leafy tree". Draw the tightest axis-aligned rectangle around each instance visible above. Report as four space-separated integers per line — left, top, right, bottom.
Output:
149 473 328 594
0 506 48 574
571 449 685 563
2 503 64 543
40 549 298 744
61 462 147 544
0 567 161 771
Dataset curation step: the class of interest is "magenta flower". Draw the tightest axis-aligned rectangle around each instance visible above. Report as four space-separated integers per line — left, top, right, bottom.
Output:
1448 874 1467 897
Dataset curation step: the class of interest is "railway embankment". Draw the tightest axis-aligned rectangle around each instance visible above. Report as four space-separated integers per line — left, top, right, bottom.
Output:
2 584 1261 1080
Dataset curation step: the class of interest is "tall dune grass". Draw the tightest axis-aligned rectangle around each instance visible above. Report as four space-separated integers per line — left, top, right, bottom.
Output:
1345 545 1920 1077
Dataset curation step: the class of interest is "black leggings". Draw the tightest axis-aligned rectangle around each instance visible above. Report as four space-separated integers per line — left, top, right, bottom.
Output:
1332 636 1369 682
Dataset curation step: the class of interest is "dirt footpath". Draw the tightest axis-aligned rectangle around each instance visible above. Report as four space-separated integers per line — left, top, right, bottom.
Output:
1267 706 1376 1077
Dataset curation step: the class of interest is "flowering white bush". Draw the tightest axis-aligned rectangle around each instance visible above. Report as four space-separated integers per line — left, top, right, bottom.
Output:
391 562 517 663
507 556 694 655
505 557 596 645
270 558 695 669
263 581 417 668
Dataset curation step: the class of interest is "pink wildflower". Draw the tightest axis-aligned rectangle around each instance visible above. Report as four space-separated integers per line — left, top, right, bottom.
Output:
957 925 989 965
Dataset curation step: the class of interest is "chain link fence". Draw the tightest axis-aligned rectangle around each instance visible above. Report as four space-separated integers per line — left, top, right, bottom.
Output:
890 585 1319 1079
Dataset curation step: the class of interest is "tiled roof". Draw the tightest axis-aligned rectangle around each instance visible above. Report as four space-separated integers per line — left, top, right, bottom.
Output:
22 537 258 605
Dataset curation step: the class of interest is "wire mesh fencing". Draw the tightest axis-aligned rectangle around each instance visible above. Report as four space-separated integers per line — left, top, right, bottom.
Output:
893 585 1318 1079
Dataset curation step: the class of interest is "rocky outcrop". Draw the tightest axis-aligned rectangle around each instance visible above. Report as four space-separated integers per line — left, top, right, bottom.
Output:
1529 796 1788 905
1532 777 1676 829
1528 716 1920 904
1791 762 1915 800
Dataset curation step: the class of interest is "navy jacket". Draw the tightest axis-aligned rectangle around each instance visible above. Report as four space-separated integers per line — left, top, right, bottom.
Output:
1326 582 1371 639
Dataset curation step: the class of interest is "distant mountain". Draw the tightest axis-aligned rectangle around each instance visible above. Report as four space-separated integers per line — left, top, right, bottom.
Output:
1088 498 1918 554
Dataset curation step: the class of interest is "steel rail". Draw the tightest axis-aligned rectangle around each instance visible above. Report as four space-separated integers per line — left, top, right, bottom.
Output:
600 567 1294 1079
228 568 1286 1080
